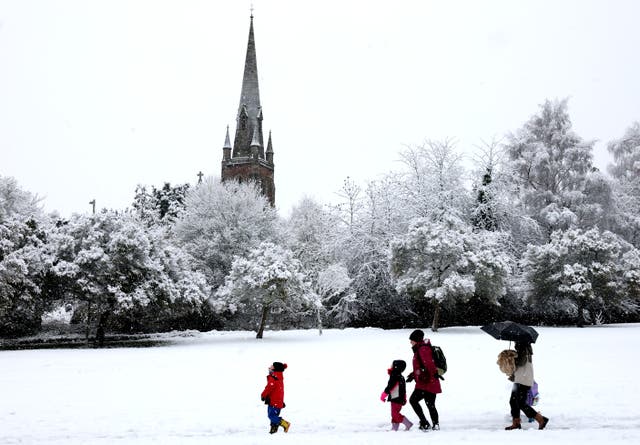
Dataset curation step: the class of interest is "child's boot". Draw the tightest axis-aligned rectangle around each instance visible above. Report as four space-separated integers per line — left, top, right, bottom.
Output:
269 424 278 434
401 417 413 430
279 419 291 433
391 423 399 431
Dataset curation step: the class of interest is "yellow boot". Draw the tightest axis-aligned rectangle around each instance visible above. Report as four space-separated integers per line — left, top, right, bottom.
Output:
279 419 291 433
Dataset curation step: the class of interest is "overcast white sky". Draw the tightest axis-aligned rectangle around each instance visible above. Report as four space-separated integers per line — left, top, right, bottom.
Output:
2 0 640 217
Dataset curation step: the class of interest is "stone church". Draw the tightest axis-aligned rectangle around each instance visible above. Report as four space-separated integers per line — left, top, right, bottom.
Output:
221 15 275 207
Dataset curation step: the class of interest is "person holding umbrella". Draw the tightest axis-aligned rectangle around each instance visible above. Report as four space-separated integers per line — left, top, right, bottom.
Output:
481 321 549 430
505 341 549 430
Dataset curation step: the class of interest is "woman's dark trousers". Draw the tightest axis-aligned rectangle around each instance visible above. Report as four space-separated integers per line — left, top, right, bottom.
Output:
509 383 537 419
409 389 438 426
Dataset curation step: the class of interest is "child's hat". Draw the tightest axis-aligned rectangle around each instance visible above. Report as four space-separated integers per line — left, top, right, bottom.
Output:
392 359 406 373
272 362 287 372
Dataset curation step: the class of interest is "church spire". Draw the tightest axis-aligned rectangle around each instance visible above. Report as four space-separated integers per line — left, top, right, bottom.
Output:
222 125 232 160
266 130 274 164
233 15 263 157
221 13 275 207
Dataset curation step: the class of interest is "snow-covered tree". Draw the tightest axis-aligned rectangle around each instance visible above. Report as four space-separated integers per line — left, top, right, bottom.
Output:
333 176 364 233
607 121 640 181
619 249 640 309
215 242 318 338
397 139 470 220
607 122 640 247
0 217 51 336
505 99 602 238
132 182 190 225
470 138 511 232
390 215 476 331
286 197 357 326
471 230 513 305
315 264 355 327
0 176 43 223
47 212 209 338
522 227 632 326
325 176 413 328
287 197 338 277
175 177 279 290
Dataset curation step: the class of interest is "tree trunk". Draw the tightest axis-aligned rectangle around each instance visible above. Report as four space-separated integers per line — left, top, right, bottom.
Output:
256 304 269 339
577 300 586 328
431 300 441 332
85 301 92 343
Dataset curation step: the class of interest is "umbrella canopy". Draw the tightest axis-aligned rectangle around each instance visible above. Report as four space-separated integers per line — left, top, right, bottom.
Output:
480 321 539 344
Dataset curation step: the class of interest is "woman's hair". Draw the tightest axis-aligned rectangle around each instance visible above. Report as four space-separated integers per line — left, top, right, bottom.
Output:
515 342 533 366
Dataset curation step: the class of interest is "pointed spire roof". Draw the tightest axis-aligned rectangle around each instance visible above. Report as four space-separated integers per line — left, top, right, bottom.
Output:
266 130 273 153
232 15 264 157
223 125 232 149
237 15 261 125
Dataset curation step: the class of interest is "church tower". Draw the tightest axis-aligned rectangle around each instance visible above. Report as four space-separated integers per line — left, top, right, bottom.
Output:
221 14 275 206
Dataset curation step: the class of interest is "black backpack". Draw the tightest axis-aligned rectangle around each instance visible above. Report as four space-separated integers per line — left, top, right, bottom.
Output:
430 344 447 379
416 343 448 381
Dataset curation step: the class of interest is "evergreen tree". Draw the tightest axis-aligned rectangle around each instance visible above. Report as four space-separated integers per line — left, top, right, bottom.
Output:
607 122 640 247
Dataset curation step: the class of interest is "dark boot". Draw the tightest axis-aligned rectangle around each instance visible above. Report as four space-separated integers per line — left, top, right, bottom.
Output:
269 424 278 434
401 417 413 430
279 419 291 433
505 417 521 430
419 421 431 431
534 412 549 430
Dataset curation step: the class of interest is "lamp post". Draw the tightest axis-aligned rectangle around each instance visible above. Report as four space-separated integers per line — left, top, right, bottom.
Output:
89 199 96 215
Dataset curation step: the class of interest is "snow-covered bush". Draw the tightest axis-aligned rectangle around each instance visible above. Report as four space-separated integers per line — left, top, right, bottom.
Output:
522 227 636 326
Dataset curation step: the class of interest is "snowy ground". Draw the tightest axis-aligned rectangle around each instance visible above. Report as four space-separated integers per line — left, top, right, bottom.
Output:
2 324 639 445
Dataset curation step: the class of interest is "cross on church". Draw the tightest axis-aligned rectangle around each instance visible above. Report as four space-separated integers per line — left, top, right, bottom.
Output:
197 171 204 184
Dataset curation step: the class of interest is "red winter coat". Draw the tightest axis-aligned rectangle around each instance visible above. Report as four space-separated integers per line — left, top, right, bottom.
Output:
261 371 285 408
411 339 442 394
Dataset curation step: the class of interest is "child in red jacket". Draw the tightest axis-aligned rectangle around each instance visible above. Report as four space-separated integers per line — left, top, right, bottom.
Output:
261 362 291 434
380 359 413 431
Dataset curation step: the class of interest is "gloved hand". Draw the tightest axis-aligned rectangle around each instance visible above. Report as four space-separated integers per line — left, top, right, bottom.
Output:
508 374 514 382
406 372 415 383
380 391 387 402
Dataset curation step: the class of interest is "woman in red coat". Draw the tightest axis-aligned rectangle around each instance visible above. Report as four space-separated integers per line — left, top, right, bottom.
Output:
407 329 442 431
260 362 291 434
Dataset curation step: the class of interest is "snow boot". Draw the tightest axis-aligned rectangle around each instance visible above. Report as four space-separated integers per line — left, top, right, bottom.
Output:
279 419 291 433
534 412 549 430
269 424 278 434
391 423 400 431
505 417 521 430
432 423 440 431
418 421 431 431
402 417 413 430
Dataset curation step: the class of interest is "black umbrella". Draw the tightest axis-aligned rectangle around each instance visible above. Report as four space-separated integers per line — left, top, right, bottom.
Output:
480 320 539 344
